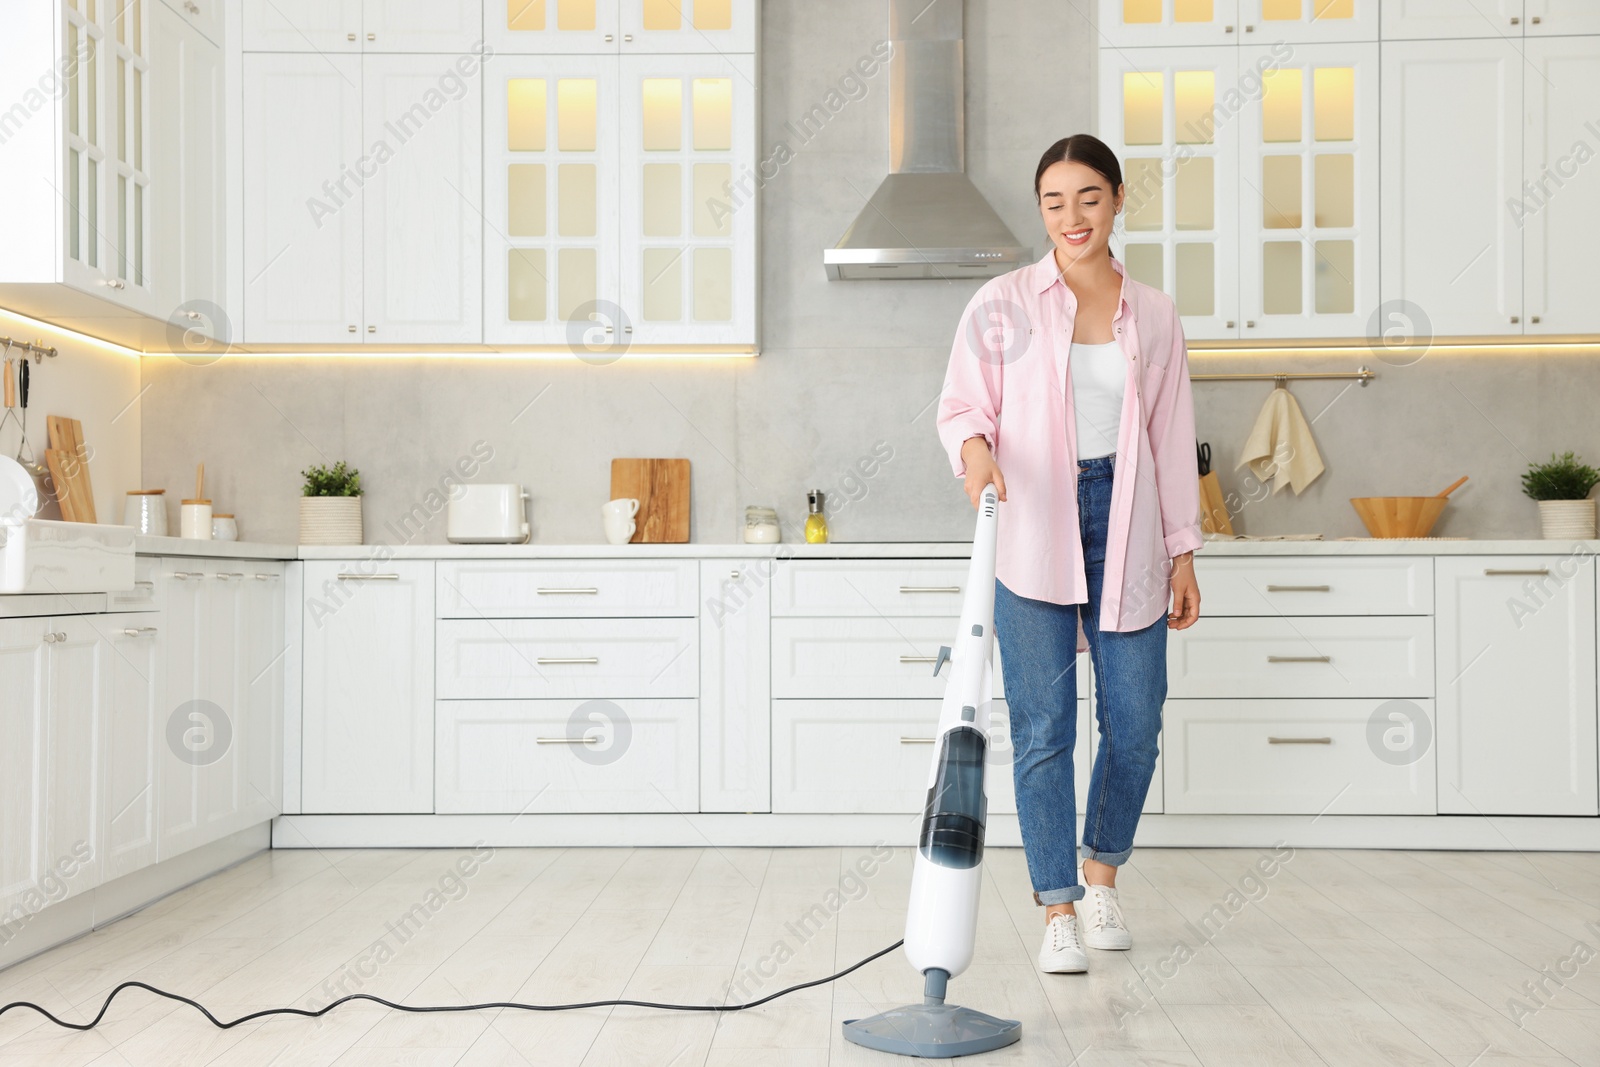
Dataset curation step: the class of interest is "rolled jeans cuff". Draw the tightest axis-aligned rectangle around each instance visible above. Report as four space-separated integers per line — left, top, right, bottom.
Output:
1080 843 1134 865
1033 885 1086 906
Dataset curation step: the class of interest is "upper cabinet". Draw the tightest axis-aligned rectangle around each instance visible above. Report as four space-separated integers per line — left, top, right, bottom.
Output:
1384 1 1600 39
242 0 486 53
1101 40 1379 340
486 0 757 54
1098 0 1376 47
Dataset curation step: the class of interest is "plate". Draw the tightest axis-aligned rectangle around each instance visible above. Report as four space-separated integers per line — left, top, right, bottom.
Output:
0 455 41 524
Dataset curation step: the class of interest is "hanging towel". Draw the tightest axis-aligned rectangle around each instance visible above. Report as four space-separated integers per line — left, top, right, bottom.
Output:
1236 384 1325 494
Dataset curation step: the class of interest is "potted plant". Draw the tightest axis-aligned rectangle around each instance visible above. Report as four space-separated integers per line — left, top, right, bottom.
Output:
1522 451 1600 540
299 460 364 544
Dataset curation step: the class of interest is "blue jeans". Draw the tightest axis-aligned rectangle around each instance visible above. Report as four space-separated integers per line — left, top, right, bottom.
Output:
992 451 1168 906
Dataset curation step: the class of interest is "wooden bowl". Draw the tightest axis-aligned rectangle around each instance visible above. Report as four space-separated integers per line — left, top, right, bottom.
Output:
1350 496 1449 538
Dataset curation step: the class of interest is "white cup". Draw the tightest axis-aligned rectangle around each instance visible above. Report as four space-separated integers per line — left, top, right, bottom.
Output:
601 497 639 544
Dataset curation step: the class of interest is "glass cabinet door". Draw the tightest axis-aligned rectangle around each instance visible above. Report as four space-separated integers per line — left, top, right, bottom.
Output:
617 53 755 344
619 0 757 54
108 0 150 296
1237 43 1378 339
1238 0 1377 42
64 0 106 277
487 0 623 54
1097 0 1243 48
485 57 621 344
1099 47 1240 340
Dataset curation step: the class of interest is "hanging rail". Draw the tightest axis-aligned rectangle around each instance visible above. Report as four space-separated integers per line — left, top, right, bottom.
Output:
0 337 59 362
1191 365 1376 387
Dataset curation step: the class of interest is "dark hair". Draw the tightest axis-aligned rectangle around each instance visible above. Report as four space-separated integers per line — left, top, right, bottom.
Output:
1034 134 1124 256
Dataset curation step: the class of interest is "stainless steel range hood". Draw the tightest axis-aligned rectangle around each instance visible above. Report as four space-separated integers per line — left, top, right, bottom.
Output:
824 0 1032 281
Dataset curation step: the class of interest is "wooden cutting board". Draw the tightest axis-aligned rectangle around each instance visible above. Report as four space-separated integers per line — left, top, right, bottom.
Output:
609 458 690 543
46 415 96 523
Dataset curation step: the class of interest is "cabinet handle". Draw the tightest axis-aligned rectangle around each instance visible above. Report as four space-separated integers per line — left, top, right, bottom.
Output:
367 33 376 41
1224 24 1234 33
624 33 633 41
1531 315 1541 324
536 736 596 744
215 572 245 580
368 325 376 333
1483 568 1550 576
348 324 357 332
185 0 198 12
1531 16 1541 24
1265 584 1330 592
900 585 961 594
338 573 399 580
1244 23 1254 31
122 626 158 637
1246 320 1256 328
537 587 599 595
42 632 58 644
900 737 936 744
1267 736 1332 744
348 32 356 41
604 33 614 42
134 581 154 589
1267 655 1331 663
900 655 939 664
536 656 599 665
1225 320 1236 328
100 278 126 290
1510 15 1520 24
729 569 741 579
170 571 195 580
1510 315 1520 324
254 573 279 580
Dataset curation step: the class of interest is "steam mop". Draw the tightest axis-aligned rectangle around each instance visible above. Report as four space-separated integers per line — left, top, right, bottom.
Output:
842 483 1022 1058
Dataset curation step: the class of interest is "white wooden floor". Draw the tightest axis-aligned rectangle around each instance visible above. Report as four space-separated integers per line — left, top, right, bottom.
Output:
0 844 1597 1066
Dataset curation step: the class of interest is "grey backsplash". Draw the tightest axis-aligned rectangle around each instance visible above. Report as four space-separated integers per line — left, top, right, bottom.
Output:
140 0 1588 546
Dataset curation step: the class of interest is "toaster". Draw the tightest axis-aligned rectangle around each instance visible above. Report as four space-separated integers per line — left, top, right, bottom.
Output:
447 484 531 543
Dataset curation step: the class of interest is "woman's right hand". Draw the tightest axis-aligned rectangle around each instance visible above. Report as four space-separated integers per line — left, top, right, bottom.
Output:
961 436 1007 509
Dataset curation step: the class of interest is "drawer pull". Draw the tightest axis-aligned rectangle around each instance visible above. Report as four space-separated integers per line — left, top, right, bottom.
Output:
1483 568 1550 576
254 573 279 581
535 737 596 744
900 737 936 744
215 572 245 580
900 655 939 664
537 587 600 595
133 581 154 589
1265 584 1331 592
536 656 600 665
122 626 158 637
1267 736 1332 744
338 573 400 581
170 571 195 580
1267 655 1331 663
900 585 961 594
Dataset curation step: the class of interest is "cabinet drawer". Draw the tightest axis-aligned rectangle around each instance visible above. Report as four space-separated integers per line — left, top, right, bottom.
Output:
1163 699 1437 814
772 560 973 616
436 560 698 618
1193 556 1433 615
436 699 697 813
437 618 697 699
772 698 1016 814
772 617 1013 699
110 556 163 613
1169 617 1432 698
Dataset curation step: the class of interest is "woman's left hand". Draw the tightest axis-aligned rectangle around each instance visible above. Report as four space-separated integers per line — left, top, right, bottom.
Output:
1167 551 1200 629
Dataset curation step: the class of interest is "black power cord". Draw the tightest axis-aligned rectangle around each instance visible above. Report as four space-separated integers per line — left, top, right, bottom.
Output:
0 938 905 1033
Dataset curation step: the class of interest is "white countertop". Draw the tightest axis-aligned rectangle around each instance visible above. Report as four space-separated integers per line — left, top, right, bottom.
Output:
127 534 1600 560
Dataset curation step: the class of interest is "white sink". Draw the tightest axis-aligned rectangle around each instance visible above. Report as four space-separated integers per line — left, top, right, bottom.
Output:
0 519 136 595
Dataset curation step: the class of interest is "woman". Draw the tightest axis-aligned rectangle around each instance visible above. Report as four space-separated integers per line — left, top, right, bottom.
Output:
935 133 1203 975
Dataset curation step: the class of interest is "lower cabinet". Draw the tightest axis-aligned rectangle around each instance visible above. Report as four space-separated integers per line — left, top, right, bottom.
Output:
102 615 163 882
1435 555 1599 815
1162 698 1438 815
301 561 436 813
435 699 699 813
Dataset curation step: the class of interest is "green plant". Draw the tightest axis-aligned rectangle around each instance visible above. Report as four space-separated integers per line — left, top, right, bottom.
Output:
301 460 362 497
1521 452 1600 501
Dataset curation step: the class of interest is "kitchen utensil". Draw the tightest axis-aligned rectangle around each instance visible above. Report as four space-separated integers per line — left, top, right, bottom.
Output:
609 458 689 543
46 415 96 522
446 483 531 543
1196 441 1211 476
1350 496 1449 538
1434 475 1469 498
0 455 39 524
123 490 169 535
182 462 212 539
1196 440 1233 534
211 514 238 541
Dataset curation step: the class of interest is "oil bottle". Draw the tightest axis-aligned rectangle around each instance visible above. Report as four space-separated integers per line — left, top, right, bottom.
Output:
804 489 829 543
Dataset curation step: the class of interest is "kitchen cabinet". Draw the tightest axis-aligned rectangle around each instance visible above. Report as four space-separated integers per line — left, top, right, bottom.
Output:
160 0 223 45
1380 39 1524 335
1097 1 1375 49
1526 1 1600 36
242 52 484 343
0 619 48 922
302 561 436 813
242 0 484 54
1381 0 1525 39
102 614 164 882
487 0 757 55
1435 556 1599 816
1521 36 1600 336
41 619 106 902
699 561 771 813
150 0 227 337
241 565 287 823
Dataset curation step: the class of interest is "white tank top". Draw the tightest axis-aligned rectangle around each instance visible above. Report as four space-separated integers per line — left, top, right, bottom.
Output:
1069 339 1126 460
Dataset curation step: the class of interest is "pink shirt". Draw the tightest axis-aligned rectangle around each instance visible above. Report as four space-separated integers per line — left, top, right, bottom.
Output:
936 249 1203 643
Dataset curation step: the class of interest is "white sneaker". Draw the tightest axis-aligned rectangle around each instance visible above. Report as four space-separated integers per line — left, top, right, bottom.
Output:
1079 883 1133 950
1038 913 1089 973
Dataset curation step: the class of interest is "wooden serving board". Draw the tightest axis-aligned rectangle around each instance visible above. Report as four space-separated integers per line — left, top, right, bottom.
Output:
609 458 690 543
46 416 96 523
